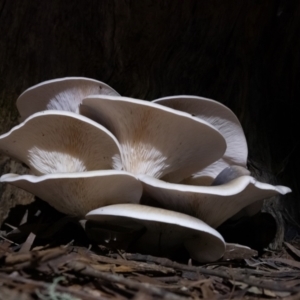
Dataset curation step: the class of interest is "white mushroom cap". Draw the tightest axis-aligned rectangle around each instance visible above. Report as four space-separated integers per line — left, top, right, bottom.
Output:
86 204 225 263
211 165 250 186
81 95 226 182
153 96 248 184
210 166 264 219
0 110 122 175
1 171 142 216
138 174 291 228
17 77 119 121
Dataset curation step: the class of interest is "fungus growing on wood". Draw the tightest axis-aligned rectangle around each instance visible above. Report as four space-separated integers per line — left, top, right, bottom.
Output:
0 77 292 262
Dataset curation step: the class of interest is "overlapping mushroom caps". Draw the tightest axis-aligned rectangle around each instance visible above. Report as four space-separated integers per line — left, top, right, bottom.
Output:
17 77 120 121
0 77 291 262
0 110 142 216
86 204 226 263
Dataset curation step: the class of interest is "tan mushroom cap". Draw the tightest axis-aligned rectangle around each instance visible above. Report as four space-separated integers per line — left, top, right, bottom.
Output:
81 95 226 183
17 77 119 121
1 171 142 217
86 203 225 263
138 175 291 228
0 110 122 175
154 96 248 184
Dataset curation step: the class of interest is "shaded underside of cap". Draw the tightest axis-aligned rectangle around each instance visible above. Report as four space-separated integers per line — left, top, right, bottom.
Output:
154 96 248 182
86 203 225 262
1 170 142 217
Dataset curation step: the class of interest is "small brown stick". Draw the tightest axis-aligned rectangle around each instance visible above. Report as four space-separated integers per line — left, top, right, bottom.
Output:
0 272 107 300
67 260 187 300
121 253 300 293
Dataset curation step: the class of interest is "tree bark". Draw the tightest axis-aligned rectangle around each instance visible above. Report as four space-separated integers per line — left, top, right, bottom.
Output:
1 0 299 246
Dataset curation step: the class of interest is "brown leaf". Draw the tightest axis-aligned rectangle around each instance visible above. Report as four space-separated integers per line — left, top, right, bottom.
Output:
222 243 258 260
200 281 215 298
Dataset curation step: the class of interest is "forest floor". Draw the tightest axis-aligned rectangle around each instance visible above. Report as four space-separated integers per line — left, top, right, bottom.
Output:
1 200 300 300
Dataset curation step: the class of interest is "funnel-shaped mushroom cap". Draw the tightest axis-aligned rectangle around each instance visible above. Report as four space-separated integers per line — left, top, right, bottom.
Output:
138 175 291 228
1 171 142 216
0 111 122 175
154 96 248 184
81 95 226 182
86 204 225 263
17 77 119 120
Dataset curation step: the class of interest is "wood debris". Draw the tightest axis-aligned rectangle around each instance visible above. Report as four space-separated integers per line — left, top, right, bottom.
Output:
1 202 300 299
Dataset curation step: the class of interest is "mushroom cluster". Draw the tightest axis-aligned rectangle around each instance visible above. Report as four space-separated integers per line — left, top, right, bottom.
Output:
0 77 291 262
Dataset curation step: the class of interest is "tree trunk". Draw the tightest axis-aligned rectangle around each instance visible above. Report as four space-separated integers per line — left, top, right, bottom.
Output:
1 0 299 247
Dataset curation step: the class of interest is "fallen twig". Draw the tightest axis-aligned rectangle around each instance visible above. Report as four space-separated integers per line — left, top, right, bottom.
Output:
0 273 106 300
120 253 300 293
67 260 187 300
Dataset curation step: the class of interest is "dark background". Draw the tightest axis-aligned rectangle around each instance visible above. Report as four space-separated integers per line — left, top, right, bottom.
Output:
0 0 299 242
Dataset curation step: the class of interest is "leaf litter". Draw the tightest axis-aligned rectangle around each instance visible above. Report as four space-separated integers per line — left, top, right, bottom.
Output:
1 199 300 300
